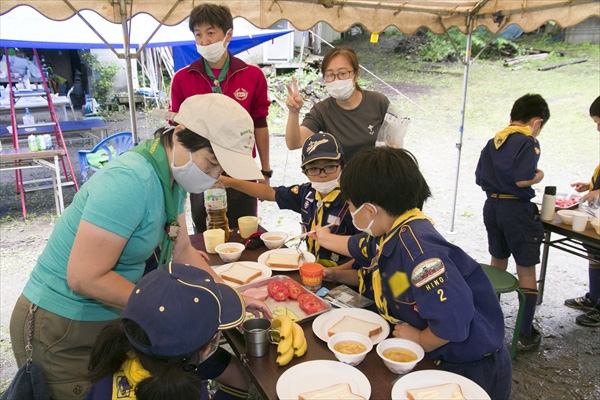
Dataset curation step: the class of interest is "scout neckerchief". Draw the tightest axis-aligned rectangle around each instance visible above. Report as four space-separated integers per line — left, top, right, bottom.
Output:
203 54 230 94
493 125 532 149
358 208 432 324
129 137 182 265
307 188 342 261
111 352 151 399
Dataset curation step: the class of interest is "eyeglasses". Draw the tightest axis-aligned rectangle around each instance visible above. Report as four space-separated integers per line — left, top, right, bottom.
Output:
303 165 340 176
323 70 355 83
198 332 221 363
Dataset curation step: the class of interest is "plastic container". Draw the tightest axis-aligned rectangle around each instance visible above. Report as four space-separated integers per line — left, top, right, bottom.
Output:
28 134 38 152
44 134 53 149
204 182 230 241
540 186 556 221
23 108 36 132
299 262 324 292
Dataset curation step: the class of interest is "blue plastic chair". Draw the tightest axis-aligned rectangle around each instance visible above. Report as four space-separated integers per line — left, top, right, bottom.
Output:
77 131 134 182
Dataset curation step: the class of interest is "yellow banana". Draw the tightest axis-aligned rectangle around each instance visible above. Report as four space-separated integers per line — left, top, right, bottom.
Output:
293 337 307 357
277 332 293 355
291 321 305 350
272 315 292 340
276 344 295 366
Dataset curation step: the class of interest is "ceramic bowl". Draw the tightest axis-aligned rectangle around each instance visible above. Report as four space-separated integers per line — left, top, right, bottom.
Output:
327 332 373 366
376 338 424 374
260 231 288 250
215 242 245 263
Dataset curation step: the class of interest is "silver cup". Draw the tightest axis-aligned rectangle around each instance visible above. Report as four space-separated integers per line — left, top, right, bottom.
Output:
242 318 278 357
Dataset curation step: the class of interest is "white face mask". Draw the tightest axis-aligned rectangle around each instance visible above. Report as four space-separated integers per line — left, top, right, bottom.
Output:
350 203 377 236
196 36 229 63
311 178 339 195
171 144 218 194
325 79 355 100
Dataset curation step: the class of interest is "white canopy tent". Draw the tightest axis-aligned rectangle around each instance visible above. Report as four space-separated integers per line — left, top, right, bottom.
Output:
2 0 598 229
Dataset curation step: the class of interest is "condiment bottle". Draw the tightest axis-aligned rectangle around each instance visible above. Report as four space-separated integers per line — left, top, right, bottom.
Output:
204 182 230 241
23 108 36 132
540 186 557 221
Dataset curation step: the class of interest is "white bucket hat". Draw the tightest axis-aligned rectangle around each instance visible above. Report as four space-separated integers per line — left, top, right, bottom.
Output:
171 94 263 181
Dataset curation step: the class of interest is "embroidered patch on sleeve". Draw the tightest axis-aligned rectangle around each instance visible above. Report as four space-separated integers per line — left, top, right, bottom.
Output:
291 185 299 194
389 271 410 298
411 258 447 289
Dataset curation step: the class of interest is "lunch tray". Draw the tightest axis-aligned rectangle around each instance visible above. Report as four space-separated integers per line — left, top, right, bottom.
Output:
237 275 331 323
532 191 582 210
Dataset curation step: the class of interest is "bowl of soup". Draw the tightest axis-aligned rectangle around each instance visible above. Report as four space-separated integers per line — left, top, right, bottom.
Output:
376 338 424 374
327 332 373 366
215 242 245 263
260 231 288 250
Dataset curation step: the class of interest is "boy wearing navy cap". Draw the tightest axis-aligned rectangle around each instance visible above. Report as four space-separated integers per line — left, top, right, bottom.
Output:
312 147 512 400
86 263 248 400
475 93 550 351
220 132 359 275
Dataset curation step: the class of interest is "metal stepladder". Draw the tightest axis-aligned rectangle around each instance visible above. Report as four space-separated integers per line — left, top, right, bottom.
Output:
4 48 79 219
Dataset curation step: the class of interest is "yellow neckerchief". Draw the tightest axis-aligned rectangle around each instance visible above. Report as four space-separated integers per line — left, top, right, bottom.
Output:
590 164 600 191
307 189 341 259
358 208 432 324
493 125 533 149
111 352 152 399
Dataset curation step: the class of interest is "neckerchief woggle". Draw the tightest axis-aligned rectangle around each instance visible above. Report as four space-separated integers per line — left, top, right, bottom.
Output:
493 125 533 149
110 352 151 399
307 189 342 266
129 138 182 265
203 54 230 94
358 208 432 324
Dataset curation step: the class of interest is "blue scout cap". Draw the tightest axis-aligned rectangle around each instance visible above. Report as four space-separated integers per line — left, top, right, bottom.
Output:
121 262 245 357
301 132 344 167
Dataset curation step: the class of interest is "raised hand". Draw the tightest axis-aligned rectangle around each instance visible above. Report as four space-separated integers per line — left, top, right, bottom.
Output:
285 76 304 113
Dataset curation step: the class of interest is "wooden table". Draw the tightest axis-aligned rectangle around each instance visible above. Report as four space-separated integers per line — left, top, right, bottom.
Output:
190 231 438 400
538 213 600 304
0 147 70 216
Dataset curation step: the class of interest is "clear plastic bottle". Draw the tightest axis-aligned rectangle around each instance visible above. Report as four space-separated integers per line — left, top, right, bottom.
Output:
540 186 557 221
28 134 39 152
204 182 230 241
23 108 36 132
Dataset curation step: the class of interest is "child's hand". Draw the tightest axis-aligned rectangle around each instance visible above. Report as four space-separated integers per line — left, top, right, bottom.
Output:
571 181 590 192
323 267 336 282
393 322 420 344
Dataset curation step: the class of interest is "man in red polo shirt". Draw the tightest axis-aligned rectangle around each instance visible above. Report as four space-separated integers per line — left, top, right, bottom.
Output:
170 3 272 234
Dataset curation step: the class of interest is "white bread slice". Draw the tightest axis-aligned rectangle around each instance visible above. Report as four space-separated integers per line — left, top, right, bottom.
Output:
327 315 383 338
298 383 365 400
266 253 300 269
220 263 262 285
406 383 466 400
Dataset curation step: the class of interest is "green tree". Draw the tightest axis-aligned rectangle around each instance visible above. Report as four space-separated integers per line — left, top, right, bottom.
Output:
81 52 118 105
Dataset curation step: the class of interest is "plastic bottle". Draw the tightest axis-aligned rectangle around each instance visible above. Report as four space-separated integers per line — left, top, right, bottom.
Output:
540 186 557 221
37 135 47 150
44 134 53 149
204 182 230 241
23 108 36 132
23 68 31 90
28 134 39 152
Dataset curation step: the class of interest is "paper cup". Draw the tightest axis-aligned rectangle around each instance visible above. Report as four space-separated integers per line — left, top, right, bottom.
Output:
238 216 262 239
571 211 589 232
203 228 225 254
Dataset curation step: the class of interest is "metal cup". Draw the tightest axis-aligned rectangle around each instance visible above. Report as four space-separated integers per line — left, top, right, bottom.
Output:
242 318 277 357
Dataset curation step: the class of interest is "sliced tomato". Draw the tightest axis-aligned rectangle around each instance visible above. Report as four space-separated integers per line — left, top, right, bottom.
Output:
281 278 305 300
297 293 326 315
267 281 290 301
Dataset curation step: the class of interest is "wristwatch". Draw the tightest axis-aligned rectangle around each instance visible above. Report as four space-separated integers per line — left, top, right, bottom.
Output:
261 169 273 178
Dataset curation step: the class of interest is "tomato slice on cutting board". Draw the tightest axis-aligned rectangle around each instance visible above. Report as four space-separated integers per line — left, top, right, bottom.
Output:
281 278 305 300
297 292 326 315
267 281 290 301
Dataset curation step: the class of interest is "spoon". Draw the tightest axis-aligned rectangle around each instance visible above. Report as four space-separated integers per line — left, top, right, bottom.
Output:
565 186 576 200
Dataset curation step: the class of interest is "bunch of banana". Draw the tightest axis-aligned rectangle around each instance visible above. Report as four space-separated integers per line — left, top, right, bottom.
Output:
272 315 308 366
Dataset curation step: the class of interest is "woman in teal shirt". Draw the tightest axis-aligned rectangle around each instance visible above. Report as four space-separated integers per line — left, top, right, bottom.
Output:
9 94 269 400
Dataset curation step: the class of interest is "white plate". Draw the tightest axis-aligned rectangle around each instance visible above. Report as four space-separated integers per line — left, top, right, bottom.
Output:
312 308 390 345
256 248 316 271
276 360 371 399
213 262 272 288
391 370 491 400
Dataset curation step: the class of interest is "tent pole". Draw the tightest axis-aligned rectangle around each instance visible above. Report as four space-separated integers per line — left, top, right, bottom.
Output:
117 0 138 143
449 18 474 233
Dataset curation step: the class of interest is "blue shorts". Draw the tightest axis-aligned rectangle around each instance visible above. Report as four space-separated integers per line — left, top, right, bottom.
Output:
483 198 544 266
196 346 231 380
440 346 512 400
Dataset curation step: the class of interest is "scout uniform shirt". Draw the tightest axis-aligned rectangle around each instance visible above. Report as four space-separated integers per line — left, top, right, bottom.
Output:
348 209 505 363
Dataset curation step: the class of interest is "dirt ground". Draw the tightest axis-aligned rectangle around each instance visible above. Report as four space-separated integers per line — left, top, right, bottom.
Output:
1 35 599 397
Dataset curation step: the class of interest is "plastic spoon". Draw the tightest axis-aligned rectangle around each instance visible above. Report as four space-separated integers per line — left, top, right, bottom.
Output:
565 186 576 200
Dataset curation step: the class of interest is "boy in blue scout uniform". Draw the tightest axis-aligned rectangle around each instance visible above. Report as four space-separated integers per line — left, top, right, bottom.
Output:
311 147 512 400
220 132 358 270
475 93 550 351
